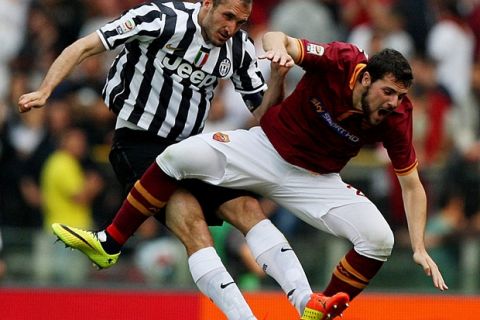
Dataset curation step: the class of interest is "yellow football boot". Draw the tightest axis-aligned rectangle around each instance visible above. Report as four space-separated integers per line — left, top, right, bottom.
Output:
52 223 120 269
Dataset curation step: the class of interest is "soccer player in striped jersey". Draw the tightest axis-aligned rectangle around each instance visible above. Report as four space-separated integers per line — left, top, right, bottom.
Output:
18 1 347 319
107 31 450 317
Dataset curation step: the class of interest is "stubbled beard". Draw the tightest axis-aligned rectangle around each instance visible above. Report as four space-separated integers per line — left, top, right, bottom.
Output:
361 87 371 122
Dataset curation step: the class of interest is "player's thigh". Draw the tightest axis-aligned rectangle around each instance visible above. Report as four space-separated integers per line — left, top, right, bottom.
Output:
157 129 277 190
320 202 394 260
109 133 171 194
181 178 259 228
270 171 372 223
268 172 394 260
157 135 228 181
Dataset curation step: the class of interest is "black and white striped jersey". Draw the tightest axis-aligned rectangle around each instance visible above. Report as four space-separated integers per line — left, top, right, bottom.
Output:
96 0 266 141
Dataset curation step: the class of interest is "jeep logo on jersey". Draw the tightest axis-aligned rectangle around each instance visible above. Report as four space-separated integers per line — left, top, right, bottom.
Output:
162 55 216 88
218 58 231 77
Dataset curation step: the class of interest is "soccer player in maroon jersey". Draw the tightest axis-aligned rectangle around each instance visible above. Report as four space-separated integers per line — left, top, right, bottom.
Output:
100 30 448 315
20 0 350 318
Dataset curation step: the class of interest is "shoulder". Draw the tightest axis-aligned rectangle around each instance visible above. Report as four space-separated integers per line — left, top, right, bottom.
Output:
228 30 257 61
382 98 413 134
327 41 367 62
231 29 254 46
150 0 200 16
299 40 367 66
151 0 199 9
398 96 414 113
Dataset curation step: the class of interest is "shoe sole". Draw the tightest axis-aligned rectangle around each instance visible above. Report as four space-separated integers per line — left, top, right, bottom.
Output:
324 294 349 319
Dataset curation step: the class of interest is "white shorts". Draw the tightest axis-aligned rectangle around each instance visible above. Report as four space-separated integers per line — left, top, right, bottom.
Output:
157 127 394 260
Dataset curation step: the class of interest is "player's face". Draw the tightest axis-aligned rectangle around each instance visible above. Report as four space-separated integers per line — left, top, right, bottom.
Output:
361 73 409 126
201 0 251 46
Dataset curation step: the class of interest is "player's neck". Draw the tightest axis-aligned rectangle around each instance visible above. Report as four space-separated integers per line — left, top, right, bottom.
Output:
198 6 209 43
351 83 364 111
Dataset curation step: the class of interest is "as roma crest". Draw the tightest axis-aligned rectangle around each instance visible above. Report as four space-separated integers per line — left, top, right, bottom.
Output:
212 132 230 143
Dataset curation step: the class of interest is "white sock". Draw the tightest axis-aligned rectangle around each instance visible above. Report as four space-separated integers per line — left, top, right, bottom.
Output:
245 219 312 314
188 247 256 320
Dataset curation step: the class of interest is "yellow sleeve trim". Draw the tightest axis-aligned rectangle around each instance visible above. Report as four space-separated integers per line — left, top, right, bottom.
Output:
296 39 305 65
349 63 366 90
395 160 418 176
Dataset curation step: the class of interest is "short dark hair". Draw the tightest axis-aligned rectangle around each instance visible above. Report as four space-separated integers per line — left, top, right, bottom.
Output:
212 0 252 7
364 49 413 87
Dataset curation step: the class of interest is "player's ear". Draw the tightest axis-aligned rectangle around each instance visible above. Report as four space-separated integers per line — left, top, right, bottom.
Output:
362 72 371 87
203 0 213 9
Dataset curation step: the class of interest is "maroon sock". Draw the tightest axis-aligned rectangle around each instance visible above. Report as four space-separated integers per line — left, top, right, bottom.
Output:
323 249 384 300
107 162 178 245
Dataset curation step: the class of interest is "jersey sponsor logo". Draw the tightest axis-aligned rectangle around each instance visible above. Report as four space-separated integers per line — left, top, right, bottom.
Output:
218 58 231 77
212 132 230 143
280 247 293 252
306 43 324 56
162 55 216 88
310 98 360 143
311 97 325 113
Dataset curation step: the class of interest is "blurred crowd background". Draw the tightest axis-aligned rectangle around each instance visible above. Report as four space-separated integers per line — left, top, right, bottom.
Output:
1 0 480 294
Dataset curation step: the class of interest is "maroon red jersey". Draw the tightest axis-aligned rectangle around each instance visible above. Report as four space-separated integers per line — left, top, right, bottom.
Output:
260 40 417 175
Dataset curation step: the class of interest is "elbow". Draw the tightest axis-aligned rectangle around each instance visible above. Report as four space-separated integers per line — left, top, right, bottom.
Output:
252 107 264 121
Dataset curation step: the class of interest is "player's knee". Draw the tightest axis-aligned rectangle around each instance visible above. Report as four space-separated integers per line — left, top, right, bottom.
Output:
219 196 266 235
356 227 394 261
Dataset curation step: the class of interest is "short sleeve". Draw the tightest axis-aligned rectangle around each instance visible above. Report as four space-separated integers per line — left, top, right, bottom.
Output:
97 3 167 50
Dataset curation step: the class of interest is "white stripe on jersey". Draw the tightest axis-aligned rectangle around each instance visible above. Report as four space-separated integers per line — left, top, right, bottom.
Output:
98 0 266 141
158 80 183 137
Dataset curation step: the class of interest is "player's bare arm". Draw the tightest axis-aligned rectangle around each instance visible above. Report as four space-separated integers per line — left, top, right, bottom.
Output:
18 32 106 113
252 61 291 120
260 31 300 67
398 168 449 291
252 31 298 119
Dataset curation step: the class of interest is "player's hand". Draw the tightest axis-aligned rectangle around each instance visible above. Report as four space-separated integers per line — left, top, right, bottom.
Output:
270 60 291 80
413 250 449 291
259 50 295 68
18 91 49 113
